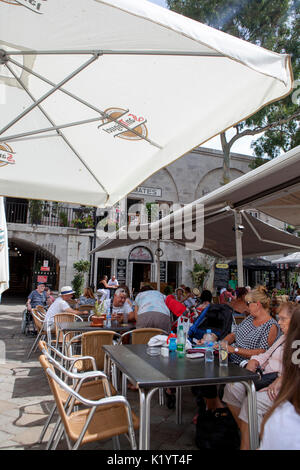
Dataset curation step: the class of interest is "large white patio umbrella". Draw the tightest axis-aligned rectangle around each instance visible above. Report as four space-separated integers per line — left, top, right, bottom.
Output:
0 0 293 207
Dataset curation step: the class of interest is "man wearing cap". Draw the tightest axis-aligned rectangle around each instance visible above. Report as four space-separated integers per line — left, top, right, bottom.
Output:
44 286 84 326
26 282 48 312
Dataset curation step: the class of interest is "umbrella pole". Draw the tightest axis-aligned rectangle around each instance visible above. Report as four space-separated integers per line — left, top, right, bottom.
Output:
156 240 161 293
234 211 244 287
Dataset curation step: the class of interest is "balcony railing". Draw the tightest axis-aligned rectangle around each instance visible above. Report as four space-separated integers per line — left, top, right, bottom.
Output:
5 201 84 228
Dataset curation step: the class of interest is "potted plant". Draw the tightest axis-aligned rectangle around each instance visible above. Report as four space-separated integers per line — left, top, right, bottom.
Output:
71 260 91 298
90 300 106 326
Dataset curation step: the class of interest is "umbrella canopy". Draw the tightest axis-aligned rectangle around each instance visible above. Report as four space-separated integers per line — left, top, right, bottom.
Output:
271 252 300 265
170 145 300 227
0 0 293 207
0 197 9 298
92 209 300 258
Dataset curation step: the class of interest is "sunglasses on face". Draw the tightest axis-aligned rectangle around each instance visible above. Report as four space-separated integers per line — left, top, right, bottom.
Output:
246 301 256 306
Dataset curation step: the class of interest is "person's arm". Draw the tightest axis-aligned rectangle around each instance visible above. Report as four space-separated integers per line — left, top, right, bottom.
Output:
134 304 138 322
267 324 278 348
222 332 236 344
127 308 135 322
228 345 265 357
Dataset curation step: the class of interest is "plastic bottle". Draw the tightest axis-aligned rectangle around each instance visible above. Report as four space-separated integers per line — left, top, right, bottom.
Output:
177 325 186 358
203 329 214 363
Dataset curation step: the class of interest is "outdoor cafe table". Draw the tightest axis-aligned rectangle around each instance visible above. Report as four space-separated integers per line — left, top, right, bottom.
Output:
57 320 135 335
102 344 259 450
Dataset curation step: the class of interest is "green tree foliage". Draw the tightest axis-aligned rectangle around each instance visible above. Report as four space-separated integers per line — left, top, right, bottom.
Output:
167 0 300 179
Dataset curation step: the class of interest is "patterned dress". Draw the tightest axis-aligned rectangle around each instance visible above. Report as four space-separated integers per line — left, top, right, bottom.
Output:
230 315 281 365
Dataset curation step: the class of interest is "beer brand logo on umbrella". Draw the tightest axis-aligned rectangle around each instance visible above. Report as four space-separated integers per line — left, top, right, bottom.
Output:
98 108 148 141
0 0 47 14
0 142 16 168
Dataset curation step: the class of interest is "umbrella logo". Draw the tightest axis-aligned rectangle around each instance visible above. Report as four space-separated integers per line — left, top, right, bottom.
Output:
0 142 16 167
0 0 47 14
98 108 148 141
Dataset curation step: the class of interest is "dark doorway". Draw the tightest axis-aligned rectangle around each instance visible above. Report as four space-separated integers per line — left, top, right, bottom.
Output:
132 263 151 294
3 238 59 299
96 258 112 288
167 261 179 289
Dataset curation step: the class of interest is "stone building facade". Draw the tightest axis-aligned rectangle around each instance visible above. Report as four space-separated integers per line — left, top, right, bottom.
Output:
5 146 254 297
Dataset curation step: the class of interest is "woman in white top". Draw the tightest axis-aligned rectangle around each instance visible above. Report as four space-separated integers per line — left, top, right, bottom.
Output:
260 304 300 450
223 301 297 450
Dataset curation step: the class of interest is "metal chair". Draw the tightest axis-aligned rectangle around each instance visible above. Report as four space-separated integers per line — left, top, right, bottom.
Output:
27 309 50 358
53 313 83 354
66 330 121 378
38 340 117 446
118 328 168 401
39 354 139 450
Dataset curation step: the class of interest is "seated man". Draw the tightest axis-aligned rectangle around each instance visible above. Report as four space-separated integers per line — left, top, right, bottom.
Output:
108 275 119 288
104 288 134 322
44 286 85 326
27 282 48 311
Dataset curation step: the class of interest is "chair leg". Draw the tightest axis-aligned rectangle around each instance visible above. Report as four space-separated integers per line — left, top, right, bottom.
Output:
38 402 57 444
112 436 121 450
27 329 43 359
122 373 128 397
159 388 165 406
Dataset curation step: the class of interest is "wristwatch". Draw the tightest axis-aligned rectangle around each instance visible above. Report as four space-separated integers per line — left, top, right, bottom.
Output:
234 347 239 353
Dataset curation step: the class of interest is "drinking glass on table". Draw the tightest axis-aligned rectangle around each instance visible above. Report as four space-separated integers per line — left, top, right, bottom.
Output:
219 340 228 367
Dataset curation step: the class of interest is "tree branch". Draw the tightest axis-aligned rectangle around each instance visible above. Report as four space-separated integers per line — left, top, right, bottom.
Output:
227 110 300 148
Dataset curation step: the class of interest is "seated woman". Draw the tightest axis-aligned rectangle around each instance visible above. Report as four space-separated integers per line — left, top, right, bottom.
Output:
259 305 300 450
230 287 249 318
193 285 281 415
79 287 96 306
223 301 297 450
97 275 112 301
134 285 171 333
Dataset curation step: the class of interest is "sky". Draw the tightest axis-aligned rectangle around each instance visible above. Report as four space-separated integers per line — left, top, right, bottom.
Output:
147 0 259 157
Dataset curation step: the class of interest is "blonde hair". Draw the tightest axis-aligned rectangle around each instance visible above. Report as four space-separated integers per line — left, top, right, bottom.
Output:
245 285 270 310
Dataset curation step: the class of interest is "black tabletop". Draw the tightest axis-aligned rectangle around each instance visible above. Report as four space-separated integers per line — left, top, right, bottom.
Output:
58 321 135 334
102 344 258 389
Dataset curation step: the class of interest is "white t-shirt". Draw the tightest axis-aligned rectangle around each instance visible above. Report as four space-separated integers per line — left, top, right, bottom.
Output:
44 297 70 324
260 401 300 450
104 298 132 321
108 278 119 286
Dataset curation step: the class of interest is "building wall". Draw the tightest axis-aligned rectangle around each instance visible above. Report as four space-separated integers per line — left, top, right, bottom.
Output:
6 146 254 292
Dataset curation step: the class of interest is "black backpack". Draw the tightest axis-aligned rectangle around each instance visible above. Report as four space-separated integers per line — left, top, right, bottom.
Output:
195 407 240 450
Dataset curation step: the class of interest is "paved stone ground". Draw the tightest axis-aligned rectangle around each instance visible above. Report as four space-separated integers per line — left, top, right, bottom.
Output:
0 298 199 451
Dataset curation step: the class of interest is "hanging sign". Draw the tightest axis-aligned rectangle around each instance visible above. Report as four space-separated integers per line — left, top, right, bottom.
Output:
129 246 153 263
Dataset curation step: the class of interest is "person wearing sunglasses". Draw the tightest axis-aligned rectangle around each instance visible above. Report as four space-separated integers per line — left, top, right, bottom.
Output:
221 285 281 365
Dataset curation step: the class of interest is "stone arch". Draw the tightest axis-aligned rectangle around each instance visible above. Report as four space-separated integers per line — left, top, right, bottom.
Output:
194 167 244 200
7 236 60 296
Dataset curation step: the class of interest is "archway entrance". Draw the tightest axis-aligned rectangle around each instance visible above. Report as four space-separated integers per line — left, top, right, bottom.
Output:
3 237 59 298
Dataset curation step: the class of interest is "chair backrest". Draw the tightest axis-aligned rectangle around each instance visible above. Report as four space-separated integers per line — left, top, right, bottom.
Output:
78 304 95 312
31 309 45 332
125 328 166 345
54 313 83 343
81 330 116 371
36 305 46 316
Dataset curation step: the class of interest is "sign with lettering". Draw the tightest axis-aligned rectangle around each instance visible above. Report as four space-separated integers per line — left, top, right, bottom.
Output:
116 259 127 284
160 261 167 282
131 186 162 197
129 246 153 263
